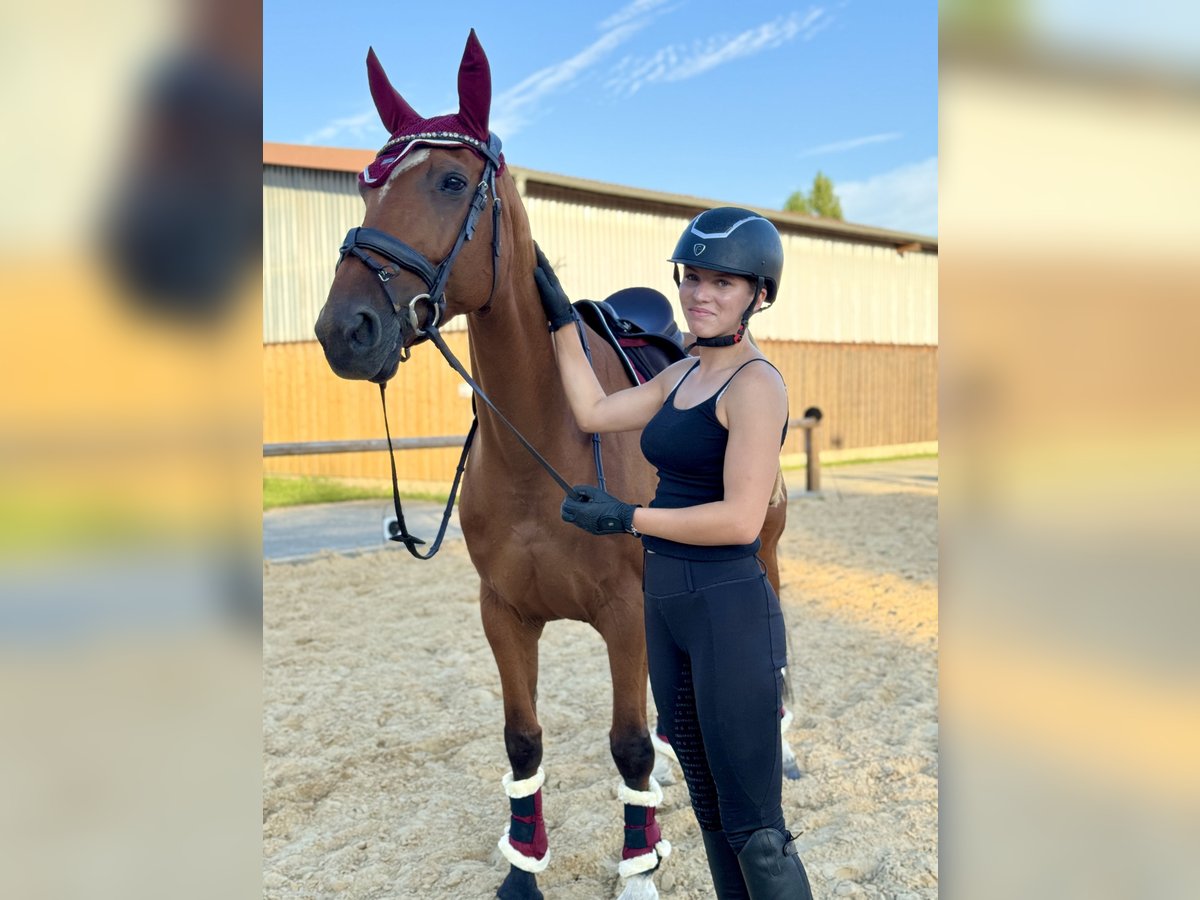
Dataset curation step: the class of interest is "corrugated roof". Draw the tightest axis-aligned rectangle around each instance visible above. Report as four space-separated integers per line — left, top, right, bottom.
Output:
263 142 938 252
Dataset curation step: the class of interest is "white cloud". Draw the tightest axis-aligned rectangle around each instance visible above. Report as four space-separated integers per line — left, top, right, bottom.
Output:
607 7 829 96
491 21 647 136
491 0 682 136
799 132 902 158
301 109 381 146
599 0 676 30
837 156 938 236
306 2 673 145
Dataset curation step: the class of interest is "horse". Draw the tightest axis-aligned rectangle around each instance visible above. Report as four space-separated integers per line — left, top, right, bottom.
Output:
314 31 788 900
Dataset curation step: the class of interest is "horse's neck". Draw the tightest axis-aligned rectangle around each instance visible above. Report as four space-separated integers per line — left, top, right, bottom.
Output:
465 258 567 440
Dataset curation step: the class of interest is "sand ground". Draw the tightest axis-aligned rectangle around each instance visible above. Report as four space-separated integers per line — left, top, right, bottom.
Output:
264 460 938 899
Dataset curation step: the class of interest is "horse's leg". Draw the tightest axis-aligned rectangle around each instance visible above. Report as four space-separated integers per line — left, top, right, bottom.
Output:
649 729 678 787
598 606 669 900
481 587 548 900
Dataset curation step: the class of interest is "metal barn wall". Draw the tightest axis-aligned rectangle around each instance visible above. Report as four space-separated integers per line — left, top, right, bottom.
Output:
263 146 937 480
263 159 937 346
520 185 938 346
264 166 475 347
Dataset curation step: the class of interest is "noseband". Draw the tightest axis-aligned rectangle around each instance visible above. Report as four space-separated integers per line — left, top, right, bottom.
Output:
337 131 504 362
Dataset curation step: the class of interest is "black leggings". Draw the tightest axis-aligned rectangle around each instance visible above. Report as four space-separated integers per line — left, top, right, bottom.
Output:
643 550 788 853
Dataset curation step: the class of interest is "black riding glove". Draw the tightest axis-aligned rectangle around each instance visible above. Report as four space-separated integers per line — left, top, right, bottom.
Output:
561 485 641 537
534 244 576 332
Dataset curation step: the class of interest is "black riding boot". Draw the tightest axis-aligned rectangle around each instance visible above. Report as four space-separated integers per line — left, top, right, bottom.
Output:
736 828 814 900
700 829 751 899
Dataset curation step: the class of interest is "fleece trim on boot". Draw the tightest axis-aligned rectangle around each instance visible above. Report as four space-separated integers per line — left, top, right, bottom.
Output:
502 767 545 799
498 828 551 873
617 777 663 808
617 838 672 878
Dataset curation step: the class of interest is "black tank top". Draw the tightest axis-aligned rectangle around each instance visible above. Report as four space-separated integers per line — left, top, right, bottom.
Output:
639 358 785 561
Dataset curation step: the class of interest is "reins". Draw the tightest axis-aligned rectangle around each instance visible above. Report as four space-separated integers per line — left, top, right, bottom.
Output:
377 322 584 558
340 130 586 558
378 380 475 558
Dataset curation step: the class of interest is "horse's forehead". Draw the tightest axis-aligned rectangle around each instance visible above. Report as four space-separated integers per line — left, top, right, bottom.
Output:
360 138 487 192
373 148 431 203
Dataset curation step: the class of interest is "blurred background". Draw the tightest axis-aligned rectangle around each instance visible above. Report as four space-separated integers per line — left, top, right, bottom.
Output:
1 0 1198 897
0 0 261 898
940 1 1200 897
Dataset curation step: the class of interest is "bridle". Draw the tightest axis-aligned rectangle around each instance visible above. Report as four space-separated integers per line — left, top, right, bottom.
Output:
333 130 583 559
336 130 505 363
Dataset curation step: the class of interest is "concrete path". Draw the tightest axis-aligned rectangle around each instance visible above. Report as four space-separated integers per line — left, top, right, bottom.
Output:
263 499 461 563
262 457 936 563
816 456 939 493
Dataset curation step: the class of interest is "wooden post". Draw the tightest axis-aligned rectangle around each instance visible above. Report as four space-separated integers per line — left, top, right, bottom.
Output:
789 407 823 494
804 423 821 493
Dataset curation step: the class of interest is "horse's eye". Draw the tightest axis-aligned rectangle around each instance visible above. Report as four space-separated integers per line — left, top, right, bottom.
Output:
441 173 469 193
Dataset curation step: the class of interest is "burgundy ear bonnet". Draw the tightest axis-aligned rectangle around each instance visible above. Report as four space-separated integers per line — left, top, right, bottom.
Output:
361 29 505 188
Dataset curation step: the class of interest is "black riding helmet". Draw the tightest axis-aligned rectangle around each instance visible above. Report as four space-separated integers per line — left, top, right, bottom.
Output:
669 207 784 348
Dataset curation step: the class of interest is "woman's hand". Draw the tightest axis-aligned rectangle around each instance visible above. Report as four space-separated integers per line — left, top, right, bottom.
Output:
561 485 640 536
534 244 576 332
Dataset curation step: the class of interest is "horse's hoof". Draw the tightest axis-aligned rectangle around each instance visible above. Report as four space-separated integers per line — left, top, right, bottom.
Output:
497 866 543 900
616 872 660 900
781 734 803 780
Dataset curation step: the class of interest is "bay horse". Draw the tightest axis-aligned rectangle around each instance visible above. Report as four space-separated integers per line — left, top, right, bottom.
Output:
314 31 788 900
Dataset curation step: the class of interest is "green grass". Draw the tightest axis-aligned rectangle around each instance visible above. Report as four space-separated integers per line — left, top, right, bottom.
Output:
264 476 455 509
263 476 398 510
823 451 938 469
782 451 938 471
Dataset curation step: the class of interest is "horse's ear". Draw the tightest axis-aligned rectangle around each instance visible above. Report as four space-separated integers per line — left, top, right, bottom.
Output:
456 29 491 138
367 47 420 135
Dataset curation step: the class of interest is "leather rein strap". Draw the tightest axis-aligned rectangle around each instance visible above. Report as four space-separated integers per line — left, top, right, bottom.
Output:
379 381 475 559
378 322 582 559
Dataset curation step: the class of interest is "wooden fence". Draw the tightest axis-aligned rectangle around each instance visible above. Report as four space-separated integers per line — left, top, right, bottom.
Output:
265 413 827 491
263 338 936 486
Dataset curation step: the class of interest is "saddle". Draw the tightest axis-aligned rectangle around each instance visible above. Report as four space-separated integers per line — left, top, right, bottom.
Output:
573 287 689 385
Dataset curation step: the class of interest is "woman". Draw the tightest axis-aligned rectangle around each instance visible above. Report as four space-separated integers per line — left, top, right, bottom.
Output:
534 207 815 899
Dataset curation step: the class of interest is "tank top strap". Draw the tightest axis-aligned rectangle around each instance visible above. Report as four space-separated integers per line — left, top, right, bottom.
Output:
713 357 779 405
665 359 701 402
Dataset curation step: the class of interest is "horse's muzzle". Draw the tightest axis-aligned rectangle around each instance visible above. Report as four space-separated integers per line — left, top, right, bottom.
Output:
315 300 404 382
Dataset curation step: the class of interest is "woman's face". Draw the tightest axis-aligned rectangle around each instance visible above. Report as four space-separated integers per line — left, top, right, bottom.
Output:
678 265 760 339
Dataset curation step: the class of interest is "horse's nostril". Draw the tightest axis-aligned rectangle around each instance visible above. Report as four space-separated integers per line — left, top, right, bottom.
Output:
346 308 381 351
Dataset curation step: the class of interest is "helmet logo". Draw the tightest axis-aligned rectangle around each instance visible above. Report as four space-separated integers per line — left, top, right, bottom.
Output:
693 243 706 256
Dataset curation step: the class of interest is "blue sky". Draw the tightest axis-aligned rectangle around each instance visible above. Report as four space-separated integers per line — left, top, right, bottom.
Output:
264 1 937 236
